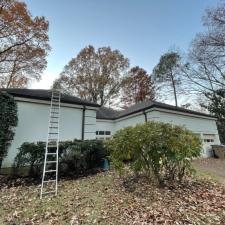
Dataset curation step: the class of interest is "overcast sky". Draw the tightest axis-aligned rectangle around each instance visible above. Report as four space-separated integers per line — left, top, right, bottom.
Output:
23 0 219 89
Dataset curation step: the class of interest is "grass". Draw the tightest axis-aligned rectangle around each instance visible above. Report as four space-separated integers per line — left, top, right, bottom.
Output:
195 169 225 183
192 158 225 184
0 169 225 224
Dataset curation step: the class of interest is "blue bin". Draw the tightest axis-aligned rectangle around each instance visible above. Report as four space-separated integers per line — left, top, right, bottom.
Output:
101 158 109 170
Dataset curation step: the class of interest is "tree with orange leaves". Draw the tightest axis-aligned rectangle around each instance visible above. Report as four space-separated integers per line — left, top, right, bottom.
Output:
0 0 50 88
121 66 155 108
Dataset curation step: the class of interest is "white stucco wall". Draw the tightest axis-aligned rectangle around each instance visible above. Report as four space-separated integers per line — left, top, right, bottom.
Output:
115 113 145 131
84 109 97 139
3 98 220 168
146 109 218 134
95 109 220 157
2 100 97 168
146 109 220 157
96 120 115 134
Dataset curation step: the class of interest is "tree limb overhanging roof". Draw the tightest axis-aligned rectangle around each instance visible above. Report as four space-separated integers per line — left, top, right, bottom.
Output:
1 88 216 119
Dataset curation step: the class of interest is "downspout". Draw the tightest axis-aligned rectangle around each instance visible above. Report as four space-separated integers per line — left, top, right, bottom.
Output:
81 106 86 140
143 110 147 123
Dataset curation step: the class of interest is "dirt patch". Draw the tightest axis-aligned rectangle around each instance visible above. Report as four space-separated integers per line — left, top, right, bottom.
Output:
193 158 225 181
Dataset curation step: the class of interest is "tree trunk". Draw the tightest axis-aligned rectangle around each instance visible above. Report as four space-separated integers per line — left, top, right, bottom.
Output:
0 158 3 170
170 71 178 107
6 59 17 88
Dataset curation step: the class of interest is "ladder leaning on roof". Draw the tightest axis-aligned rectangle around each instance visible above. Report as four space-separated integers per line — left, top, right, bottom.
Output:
40 89 61 199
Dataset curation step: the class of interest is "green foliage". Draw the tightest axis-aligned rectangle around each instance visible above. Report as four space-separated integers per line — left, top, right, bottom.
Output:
207 89 225 144
13 139 107 177
0 91 18 168
152 51 184 106
153 52 181 82
107 121 202 186
13 142 45 177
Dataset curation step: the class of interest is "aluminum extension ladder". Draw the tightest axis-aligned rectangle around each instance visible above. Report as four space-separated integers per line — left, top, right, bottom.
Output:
40 89 61 199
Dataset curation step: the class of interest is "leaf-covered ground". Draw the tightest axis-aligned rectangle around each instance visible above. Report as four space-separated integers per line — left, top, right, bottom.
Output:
0 169 225 225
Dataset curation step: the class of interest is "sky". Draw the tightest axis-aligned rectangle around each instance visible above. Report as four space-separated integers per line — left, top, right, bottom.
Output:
23 0 220 89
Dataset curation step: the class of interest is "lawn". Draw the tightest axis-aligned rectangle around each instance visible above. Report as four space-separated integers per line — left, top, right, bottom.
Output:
193 158 225 183
0 163 225 225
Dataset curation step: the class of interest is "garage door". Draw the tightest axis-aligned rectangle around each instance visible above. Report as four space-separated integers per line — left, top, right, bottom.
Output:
203 134 215 157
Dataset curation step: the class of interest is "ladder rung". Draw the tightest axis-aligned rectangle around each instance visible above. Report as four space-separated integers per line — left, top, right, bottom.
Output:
46 161 57 163
45 170 56 173
41 91 60 199
43 180 56 183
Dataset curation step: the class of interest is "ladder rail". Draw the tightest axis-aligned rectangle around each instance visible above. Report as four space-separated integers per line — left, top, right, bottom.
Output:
40 90 61 199
55 93 60 196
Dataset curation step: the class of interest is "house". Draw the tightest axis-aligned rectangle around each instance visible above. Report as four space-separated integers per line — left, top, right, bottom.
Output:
0 88 220 169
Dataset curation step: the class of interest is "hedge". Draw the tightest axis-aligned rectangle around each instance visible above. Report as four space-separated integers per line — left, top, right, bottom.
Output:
13 139 107 177
0 92 18 169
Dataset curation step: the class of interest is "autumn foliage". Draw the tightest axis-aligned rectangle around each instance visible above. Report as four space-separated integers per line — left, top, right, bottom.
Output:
54 45 129 106
121 66 155 108
0 0 50 88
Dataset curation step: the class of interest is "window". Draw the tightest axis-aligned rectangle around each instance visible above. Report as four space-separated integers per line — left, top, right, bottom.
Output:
203 134 215 143
204 139 214 143
96 130 112 140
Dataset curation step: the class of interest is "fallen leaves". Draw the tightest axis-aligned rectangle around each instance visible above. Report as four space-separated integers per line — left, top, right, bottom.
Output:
0 170 225 224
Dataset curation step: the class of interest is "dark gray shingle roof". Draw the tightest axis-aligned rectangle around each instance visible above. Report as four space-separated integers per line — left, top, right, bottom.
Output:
96 106 120 119
1 88 100 107
2 88 215 119
97 100 216 120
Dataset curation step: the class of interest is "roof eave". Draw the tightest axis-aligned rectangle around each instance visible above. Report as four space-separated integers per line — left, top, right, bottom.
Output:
97 104 216 120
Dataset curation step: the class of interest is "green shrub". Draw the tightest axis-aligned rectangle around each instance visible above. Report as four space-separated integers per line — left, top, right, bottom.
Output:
0 92 18 168
13 139 107 177
13 142 45 177
107 121 202 186
60 140 107 175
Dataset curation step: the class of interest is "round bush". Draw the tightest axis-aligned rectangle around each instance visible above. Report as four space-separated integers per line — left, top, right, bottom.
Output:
107 121 202 185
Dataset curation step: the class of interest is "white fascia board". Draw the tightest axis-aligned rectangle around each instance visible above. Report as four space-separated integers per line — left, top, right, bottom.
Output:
114 107 216 122
14 97 99 110
145 108 217 121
